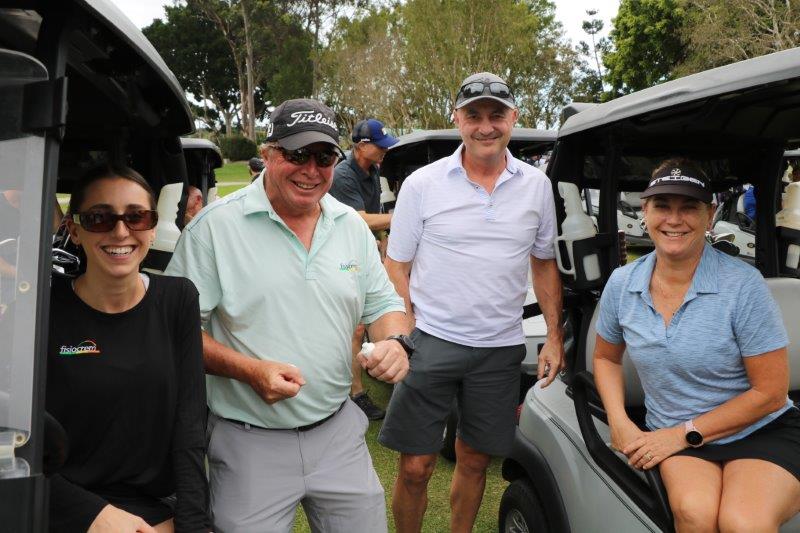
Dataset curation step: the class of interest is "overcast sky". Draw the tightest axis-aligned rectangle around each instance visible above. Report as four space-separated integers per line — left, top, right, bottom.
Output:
110 0 620 46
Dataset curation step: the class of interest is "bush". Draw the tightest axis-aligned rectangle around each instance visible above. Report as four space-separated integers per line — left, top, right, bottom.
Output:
219 135 257 161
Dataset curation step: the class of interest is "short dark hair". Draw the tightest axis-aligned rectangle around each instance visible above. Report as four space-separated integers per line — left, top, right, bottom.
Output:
68 164 156 214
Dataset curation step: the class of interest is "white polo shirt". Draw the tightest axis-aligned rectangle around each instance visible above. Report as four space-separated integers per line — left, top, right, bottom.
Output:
388 145 556 347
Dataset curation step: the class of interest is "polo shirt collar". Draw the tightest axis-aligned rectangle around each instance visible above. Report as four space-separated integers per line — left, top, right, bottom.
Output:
345 151 374 181
628 244 720 306
241 178 349 221
444 144 522 182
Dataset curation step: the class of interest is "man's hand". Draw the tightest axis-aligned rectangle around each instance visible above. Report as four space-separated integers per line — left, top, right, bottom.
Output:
358 339 409 383
88 505 156 533
537 337 565 388
246 360 306 404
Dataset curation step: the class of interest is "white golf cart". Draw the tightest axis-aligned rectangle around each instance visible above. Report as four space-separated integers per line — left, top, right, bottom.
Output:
0 1 196 528
712 149 800 263
499 47 800 532
380 128 570 461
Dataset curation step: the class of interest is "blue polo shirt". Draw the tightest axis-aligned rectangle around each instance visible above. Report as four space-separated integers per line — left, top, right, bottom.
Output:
596 244 791 444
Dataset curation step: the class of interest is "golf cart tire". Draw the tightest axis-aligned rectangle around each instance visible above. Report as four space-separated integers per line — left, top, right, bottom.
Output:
440 407 458 462
499 479 548 532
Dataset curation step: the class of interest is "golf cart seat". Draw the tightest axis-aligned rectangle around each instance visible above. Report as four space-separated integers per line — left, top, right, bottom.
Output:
142 182 185 273
737 192 746 215
583 276 800 530
766 277 800 403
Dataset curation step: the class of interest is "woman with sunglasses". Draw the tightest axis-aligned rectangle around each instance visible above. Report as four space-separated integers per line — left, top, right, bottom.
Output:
46 165 209 532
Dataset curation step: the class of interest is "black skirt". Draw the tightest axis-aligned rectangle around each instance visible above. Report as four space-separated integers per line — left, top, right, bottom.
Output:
675 406 800 481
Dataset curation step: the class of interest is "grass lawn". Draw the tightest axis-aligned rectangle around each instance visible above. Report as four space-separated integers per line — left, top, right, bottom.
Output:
215 160 251 183
292 374 506 533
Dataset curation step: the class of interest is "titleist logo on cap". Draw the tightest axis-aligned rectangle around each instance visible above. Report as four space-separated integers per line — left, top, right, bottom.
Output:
286 111 337 131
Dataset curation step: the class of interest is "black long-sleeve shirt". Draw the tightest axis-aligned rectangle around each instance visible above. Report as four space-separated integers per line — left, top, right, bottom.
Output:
46 274 209 532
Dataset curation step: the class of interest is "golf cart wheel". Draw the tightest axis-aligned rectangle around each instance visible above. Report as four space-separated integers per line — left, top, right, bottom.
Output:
499 479 547 533
440 407 458 462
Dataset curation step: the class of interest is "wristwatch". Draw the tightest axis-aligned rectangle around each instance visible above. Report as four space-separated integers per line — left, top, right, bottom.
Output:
386 334 415 357
684 419 704 448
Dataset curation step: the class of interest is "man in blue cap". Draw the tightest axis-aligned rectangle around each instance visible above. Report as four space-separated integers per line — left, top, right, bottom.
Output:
329 118 399 420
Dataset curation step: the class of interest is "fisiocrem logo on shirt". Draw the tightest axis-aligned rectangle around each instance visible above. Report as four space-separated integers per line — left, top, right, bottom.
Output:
339 260 360 273
59 340 101 356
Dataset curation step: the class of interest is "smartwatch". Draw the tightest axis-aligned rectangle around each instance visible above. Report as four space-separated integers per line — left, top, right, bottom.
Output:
684 419 704 448
386 334 415 357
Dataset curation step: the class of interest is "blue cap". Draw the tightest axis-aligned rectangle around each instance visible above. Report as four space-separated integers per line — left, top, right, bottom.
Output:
351 119 399 149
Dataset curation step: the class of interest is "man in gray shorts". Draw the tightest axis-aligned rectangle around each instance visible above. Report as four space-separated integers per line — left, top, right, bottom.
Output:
380 72 565 533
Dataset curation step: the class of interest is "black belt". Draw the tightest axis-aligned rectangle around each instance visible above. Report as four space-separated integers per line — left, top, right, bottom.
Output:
223 401 345 432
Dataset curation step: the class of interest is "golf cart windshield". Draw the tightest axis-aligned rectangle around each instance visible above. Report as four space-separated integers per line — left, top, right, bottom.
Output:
0 49 49 443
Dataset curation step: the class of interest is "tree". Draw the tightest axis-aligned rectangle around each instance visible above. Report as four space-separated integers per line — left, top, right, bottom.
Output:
186 0 313 141
319 8 409 136
681 0 800 73
603 0 688 95
321 0 576 130
143 5 239 134
288 0 364 98
573 9 611 102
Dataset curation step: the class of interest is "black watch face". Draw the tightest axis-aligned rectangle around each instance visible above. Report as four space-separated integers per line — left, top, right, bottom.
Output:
686 430 703 446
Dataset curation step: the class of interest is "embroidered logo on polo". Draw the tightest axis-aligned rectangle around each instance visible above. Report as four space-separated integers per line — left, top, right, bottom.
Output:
59 340 101 356
339 260 360 273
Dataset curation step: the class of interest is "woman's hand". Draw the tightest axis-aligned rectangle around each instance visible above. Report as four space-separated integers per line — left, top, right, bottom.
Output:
623 426 687 470
88 504 156 533
609 417 645 453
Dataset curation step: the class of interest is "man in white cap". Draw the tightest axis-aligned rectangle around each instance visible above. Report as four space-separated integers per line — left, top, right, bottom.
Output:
167 98 413 532
380 73 565 532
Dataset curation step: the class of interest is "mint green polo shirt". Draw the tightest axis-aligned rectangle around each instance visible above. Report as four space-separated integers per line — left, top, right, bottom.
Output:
166 180 404 428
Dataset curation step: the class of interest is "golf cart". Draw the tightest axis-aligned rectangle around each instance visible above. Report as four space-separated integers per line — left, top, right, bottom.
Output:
380 128 566 460
0 1 195 529
381 127 556 193
712 149 800 262
499 47 800 532
142 137 223 273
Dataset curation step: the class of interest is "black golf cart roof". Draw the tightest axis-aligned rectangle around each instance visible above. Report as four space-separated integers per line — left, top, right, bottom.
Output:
390 127 556 151
381 127 556 181
559 46 800 146
0 0 194 139
181 137 223 169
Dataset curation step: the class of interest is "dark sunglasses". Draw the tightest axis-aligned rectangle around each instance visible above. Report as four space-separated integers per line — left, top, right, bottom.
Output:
73 210 158 233
276 146 341 167
457 81 514 101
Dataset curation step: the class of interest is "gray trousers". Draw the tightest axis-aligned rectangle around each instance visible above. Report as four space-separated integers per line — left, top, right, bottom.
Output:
206 399 387 533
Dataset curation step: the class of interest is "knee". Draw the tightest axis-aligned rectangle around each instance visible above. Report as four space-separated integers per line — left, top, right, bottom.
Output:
399 456 435 487
455 441 491 475
718 505 779 533
671 496 719 532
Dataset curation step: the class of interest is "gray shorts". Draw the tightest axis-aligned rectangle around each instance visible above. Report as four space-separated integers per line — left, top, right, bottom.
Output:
378 328 525 457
